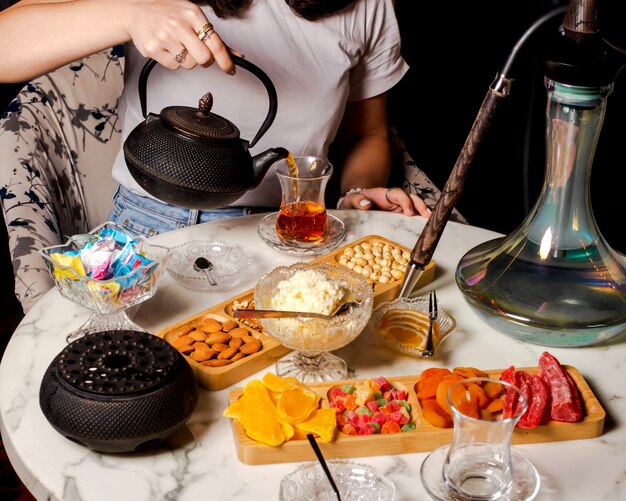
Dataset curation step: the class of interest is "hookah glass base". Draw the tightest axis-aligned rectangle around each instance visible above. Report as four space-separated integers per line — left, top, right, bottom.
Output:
456 236 626 347
456 79 626 347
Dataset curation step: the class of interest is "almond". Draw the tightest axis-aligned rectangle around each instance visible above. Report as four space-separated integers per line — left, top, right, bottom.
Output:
188 330 208 342
211 343 230 352
190 347 216 362
228 327 250 338
170 325 195 338
217 346 239 360
239 340 262 355
207 332 231 345
231 352 245 362
198 318 224 333
172 335 194 350
222 319 239 332
229 337 244 349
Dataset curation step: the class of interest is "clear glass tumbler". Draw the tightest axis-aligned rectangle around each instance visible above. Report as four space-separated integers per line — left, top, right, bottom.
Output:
442 378 529 501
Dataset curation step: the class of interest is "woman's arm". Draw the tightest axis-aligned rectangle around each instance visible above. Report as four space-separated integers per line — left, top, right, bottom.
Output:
335 93 430 217
0 0 234 83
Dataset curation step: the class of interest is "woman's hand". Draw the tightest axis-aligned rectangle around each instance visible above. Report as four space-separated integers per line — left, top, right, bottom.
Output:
124 0 237 73
0 0 241 82
339 187 432 218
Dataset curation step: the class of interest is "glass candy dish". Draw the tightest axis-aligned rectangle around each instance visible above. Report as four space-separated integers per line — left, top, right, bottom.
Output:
279 460 396 501
39 222 170 342
255 262 373 382
167 240 252 291
368 296 456 357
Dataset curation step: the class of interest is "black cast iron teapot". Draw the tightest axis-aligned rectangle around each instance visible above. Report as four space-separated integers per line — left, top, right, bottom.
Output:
124 55 289 209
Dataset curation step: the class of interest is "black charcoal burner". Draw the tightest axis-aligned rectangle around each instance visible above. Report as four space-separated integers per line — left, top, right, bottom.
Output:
40 330 198 453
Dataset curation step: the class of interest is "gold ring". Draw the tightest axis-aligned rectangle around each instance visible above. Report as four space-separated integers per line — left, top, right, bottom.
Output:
174 48 188 63
196 22 214 40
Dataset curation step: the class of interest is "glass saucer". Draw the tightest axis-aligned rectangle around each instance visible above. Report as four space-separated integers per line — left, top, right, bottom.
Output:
420 446 540 501
257 212 346 256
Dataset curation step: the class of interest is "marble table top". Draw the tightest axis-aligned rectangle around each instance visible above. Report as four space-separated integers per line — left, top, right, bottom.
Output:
1 210 624 500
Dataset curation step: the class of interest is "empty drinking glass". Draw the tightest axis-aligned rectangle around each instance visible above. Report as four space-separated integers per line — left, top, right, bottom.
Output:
420 377 540 501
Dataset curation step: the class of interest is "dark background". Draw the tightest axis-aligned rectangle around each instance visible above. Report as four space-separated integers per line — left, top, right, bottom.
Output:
2 0 626 347
389 0 626 255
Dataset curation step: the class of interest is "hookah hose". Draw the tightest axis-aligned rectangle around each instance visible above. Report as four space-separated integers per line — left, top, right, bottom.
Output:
397 4 567 299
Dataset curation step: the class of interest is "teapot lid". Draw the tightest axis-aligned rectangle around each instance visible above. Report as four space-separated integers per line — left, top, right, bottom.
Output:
161 92 241 141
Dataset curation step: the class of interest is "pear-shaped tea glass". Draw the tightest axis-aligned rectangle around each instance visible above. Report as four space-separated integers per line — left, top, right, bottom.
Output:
274 156 333 245
421 377 540 501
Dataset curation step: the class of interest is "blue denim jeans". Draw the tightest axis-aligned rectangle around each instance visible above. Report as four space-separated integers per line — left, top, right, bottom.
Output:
108 185 274 238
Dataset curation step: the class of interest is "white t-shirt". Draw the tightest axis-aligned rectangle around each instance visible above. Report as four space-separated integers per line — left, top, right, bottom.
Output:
112 0 409 207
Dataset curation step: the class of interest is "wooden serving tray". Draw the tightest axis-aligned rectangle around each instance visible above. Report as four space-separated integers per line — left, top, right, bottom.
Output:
155 235 435 391
226 366 605 465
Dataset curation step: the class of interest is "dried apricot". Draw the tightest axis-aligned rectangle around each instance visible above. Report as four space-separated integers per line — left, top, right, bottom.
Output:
483 380 503 399
416 367 452 400
435 374 465 415
420 398 453 428
452 366 488 379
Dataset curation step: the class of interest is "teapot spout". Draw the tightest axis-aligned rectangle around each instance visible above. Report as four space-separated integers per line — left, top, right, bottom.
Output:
251 147 290 187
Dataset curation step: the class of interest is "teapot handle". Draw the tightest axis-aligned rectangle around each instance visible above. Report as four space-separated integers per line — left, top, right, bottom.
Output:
138 54 278 148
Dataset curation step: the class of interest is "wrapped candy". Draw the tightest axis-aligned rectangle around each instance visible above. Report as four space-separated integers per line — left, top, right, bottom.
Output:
49 252 86 281
49 225 156 303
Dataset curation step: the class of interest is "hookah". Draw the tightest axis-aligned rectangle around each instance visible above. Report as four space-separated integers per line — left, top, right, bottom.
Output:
398 0 626 347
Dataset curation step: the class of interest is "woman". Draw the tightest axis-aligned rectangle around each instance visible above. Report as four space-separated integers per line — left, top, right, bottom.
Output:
0 0 429 237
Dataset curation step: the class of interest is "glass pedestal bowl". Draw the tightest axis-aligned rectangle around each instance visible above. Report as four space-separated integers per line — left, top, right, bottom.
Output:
254 262 373 383
39 222 171 343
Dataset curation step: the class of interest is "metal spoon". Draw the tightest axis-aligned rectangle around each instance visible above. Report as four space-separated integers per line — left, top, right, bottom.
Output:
193 256 217 286
233 291 359 319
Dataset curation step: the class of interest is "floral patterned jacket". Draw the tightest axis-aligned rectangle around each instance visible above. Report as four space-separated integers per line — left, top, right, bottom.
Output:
0 47 124 312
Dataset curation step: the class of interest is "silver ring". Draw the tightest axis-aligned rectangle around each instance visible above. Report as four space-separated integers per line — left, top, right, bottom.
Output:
174 48 187 63
385 188 394 204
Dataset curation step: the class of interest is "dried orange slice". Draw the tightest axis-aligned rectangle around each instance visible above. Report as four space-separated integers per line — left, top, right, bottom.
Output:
295 408 337 442
378 309 434 348
276 388 320 425
224 379 286 446
262 372 302 393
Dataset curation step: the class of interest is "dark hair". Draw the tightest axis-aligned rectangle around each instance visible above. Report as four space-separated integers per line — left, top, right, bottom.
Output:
197 0 356 20
285 0 357 20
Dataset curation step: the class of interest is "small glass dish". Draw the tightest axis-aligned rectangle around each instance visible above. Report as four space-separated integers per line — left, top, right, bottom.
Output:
368 296 456 357
279 459 396 501
39 222 171 343
167 240 252 292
